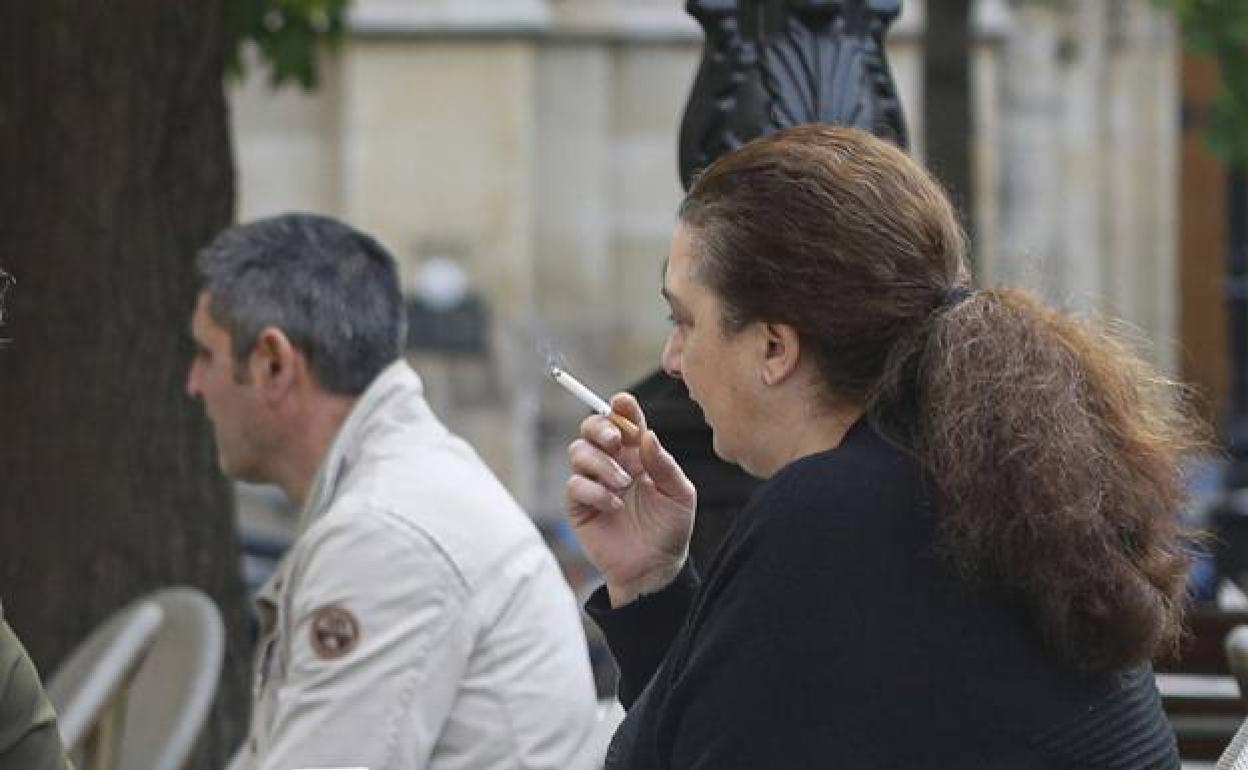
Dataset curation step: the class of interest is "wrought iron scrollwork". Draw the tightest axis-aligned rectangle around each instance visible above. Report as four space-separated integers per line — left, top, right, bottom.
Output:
678 0 908 190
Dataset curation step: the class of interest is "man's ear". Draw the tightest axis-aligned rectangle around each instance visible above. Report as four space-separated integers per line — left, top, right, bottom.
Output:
760 322 801 386
249 327 299 398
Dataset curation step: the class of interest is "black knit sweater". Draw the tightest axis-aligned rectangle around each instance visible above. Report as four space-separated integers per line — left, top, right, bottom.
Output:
586 419 1179 770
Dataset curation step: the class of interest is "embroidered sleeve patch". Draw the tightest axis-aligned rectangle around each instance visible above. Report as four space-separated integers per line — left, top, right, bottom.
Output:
309 606 361 660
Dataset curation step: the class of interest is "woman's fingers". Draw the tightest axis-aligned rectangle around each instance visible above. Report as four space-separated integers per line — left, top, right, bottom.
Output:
568 437 633 489
609 393 647 445
579 413 622 452
638 430 696 505
565 392 696 605
566 431 633 522
565 474 624 521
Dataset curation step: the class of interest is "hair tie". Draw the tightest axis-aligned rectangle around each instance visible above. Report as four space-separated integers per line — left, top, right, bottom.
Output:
940 285 974 312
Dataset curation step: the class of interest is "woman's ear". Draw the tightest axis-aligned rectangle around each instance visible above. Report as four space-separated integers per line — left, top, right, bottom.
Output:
760 322 801 386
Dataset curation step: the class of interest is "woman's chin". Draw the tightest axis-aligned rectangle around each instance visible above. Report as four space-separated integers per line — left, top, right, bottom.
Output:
709 436 739 469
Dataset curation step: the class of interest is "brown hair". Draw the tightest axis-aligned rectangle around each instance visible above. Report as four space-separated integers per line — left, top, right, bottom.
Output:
678 124 1202 672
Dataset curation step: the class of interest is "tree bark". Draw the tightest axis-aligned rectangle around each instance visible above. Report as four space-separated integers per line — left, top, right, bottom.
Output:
0 3 250 768
923 0 975 251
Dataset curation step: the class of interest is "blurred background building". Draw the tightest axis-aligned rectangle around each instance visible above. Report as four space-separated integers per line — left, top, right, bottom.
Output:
230 0 1199 540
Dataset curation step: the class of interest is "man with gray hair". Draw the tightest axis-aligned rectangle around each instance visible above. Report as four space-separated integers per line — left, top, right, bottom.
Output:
187 214 596 770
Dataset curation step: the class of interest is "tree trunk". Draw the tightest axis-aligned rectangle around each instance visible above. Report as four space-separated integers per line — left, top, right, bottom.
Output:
0 3 250 768
923 0 975 251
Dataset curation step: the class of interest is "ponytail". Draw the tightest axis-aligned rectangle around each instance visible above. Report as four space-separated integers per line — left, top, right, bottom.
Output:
873 287 1202 672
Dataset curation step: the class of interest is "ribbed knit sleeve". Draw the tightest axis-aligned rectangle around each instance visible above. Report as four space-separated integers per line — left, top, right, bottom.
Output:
1030 666 1178 770
585 560 699 708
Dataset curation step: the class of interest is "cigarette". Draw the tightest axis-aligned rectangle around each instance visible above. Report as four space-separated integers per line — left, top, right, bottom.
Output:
548 366 641 440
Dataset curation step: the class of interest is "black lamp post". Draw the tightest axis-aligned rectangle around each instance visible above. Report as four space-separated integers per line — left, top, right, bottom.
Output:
1210 169 1248 593
678 0 908 190
1223 170 1248 487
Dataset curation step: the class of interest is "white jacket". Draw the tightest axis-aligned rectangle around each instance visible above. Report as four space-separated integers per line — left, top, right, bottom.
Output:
230 361 597 770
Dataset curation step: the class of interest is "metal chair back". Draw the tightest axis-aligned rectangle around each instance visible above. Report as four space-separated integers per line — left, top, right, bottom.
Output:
47 599 165 770
47 586 224 770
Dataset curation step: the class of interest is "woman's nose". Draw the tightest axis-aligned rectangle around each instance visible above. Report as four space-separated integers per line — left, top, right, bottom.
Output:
186 360 202 398
660 332 682 379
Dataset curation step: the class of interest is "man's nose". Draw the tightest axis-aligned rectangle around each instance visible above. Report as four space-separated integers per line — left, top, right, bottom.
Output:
185 361 201 399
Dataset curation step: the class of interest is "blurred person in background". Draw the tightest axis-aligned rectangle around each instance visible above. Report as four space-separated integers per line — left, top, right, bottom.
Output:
0 268 73 770
187 215 596 770
0 615 71 770
567 125 1199 769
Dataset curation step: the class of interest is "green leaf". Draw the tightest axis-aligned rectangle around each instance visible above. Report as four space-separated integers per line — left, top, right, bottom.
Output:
224 0 347 91
1159 0 1248 166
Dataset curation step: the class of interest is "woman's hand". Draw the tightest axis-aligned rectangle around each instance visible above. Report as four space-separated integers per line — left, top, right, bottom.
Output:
566 392 697 607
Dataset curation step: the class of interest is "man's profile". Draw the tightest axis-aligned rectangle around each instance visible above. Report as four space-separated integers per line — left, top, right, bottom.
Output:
188 214 597 770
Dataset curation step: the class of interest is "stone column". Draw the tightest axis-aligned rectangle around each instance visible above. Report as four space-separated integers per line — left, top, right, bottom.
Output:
993 0 1177 371
1103 0 1178 372
996 0 1064 298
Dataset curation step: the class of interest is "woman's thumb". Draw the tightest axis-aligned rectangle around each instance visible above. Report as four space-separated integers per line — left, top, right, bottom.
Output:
639 430 695 503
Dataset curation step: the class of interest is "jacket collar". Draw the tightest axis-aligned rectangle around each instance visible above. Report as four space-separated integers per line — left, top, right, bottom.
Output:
296 360 425 535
